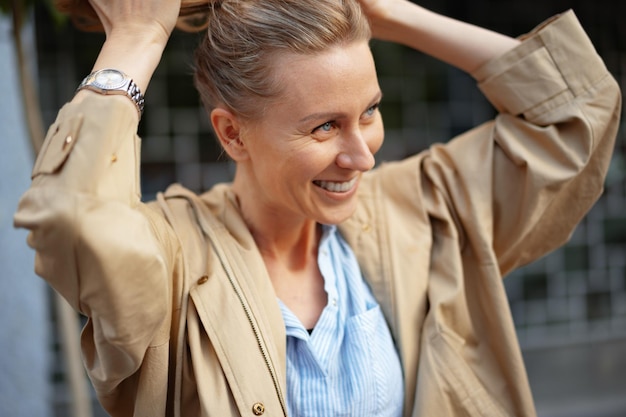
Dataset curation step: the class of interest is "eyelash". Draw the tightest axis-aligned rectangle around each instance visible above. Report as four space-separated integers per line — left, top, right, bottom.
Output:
311 102 380 134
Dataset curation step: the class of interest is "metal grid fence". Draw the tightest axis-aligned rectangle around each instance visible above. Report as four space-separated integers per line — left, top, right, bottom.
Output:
32 0 625 415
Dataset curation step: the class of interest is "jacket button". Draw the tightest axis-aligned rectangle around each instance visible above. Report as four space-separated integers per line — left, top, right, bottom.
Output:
197 275 209 285
252 402 265 415
62 135 73 150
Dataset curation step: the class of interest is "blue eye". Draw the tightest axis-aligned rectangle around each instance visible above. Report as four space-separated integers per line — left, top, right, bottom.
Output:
365 103 379 116
313 121 334 134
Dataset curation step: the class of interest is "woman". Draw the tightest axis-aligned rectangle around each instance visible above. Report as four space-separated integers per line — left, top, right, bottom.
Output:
15 0 620 415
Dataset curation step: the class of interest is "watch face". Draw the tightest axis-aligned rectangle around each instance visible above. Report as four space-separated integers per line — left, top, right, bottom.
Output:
93 69 126 89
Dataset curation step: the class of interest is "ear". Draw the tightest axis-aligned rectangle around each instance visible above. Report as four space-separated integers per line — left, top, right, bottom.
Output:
210 107 249 161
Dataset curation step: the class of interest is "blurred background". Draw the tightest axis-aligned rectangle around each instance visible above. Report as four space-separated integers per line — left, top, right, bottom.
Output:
1 0 624 416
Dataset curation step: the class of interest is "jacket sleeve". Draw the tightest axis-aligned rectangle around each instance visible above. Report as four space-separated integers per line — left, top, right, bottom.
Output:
423 10 621 275
13 94 176 398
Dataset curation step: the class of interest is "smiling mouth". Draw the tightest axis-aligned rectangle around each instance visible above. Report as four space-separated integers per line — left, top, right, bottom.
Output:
313 177 358 193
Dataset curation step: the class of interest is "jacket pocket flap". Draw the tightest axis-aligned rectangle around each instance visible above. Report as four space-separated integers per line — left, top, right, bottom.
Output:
32 114 84 178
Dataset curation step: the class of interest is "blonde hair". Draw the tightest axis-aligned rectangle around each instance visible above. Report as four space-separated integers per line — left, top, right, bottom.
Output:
54 0 371 119
193 0 371 120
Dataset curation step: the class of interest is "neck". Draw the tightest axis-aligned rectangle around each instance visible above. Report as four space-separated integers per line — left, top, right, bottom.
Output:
231 168 328 327
231 172 320 269
252 220 321 270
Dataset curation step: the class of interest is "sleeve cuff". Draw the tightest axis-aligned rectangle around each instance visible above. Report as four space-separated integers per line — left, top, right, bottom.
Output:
472 10 609 117
31 94 142 204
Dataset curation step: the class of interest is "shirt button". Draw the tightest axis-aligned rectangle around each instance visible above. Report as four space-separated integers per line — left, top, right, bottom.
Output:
332 298 337 307
197 275 209 285
252 402 265 415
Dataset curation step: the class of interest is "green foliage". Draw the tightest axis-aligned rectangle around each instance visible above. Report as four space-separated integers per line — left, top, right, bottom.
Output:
0 0 35 18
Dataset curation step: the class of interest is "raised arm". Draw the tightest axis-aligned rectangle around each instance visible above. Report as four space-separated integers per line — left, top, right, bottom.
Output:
359 0 520 73
72 0 180 111
362 8 621 274
14 1 183 413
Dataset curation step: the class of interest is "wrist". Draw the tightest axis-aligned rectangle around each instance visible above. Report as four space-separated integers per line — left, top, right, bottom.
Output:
92 26 169 93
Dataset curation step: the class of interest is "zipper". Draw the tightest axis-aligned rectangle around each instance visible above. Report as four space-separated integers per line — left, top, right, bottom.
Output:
189 197 288 417
224 266 288 417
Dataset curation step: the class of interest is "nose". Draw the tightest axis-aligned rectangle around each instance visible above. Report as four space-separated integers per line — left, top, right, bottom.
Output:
336 129 376 172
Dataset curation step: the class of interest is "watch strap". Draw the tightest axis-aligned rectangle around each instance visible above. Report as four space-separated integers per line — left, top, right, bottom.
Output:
125 78 145 116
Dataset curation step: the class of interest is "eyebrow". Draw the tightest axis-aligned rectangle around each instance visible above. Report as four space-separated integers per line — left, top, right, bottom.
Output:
297 91 383 124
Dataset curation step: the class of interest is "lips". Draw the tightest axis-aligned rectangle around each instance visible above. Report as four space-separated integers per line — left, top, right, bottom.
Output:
313 176 358 193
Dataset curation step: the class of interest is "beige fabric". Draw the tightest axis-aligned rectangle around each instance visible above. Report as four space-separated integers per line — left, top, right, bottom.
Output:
14 10 621 417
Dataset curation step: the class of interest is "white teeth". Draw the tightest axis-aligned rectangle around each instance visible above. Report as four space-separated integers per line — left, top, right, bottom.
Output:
314 177 358 193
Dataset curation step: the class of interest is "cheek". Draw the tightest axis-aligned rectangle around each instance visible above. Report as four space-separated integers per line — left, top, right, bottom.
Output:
367 119 385 155
275 149 322 183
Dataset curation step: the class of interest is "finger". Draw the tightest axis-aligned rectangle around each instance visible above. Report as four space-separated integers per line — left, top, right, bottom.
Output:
87 0 113 35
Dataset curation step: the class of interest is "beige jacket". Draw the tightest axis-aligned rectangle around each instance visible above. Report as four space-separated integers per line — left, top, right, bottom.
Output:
15 10 621 417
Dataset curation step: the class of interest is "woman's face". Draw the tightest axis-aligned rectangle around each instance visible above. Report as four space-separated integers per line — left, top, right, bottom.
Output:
238 41 383 226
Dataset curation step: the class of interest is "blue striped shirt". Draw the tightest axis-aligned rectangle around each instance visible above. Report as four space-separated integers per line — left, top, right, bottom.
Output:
278 225 404 416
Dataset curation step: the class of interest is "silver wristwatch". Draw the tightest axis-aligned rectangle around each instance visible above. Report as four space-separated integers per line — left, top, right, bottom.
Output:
77 68 145 117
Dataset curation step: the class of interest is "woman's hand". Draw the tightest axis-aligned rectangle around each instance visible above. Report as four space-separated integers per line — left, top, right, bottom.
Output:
357 0 406 41
74 0 182 103
88 0 181 46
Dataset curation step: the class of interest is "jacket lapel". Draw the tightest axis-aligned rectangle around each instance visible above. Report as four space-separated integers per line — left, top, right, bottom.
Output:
162 184 288 416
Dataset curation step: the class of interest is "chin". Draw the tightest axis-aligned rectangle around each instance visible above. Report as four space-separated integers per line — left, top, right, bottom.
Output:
317 205 357 225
